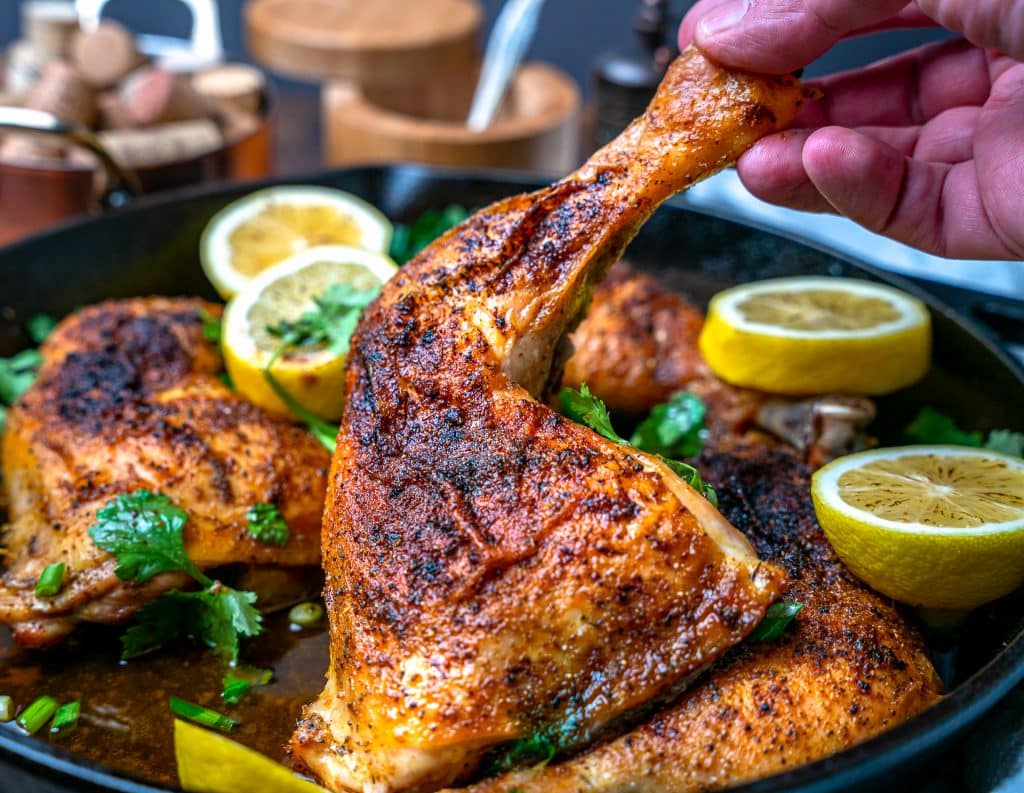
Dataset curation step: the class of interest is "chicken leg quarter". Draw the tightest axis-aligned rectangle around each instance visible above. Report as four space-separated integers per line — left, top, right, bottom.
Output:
291 48 805 793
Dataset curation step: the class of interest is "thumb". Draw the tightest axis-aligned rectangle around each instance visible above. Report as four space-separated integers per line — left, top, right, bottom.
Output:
693 0 910 73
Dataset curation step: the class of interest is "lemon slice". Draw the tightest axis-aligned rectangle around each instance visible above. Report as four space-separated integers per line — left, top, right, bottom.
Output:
812 445 1024 610
699 277 931 395
222 245 397 421
201 186 393 299
175 719 325 793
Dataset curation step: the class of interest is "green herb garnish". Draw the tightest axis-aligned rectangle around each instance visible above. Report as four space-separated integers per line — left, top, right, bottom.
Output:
199 307 223 344
170 696 238 733
390 205 469 264
261 282 380 452
905 408 1023 457
246 503 289 546
90 490 263 662
26 314 57 345
34 562 65 598
222 667 273 705
0 349 43 407
559 385 717 505
288 601 324 629
748 601 804 642
17 695 57 735
630 391 707 459
488 731 556 774
49 701 80 734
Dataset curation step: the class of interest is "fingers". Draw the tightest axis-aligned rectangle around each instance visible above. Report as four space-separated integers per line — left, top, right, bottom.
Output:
740 126 1021 259
796 39 991 128
684 0 911 73
917 0 1024 61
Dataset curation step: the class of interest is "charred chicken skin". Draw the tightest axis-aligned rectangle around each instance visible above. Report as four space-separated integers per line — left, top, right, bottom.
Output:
461 442 943 793
0 298 330 646
290 48 804 793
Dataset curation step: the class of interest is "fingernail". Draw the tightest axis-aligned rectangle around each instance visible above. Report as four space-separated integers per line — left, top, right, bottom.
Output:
699 0 749 38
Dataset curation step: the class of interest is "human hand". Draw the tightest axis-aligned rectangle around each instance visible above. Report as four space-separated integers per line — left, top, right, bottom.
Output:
679 0 1024 260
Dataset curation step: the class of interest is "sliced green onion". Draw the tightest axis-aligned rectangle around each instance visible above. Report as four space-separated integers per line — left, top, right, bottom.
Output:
17 695 58 734
35 562 65 598
50 701 80 734
288 602 324 628
0 695 13 722
169 696 237 733
749 601 804 642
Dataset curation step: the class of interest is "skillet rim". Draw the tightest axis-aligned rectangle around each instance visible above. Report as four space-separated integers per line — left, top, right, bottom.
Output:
0 164 1021 793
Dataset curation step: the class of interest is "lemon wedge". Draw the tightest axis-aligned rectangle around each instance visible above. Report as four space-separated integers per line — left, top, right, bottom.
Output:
201 186 393 299
221 245 397 421
175 719 325 793
812 445 1024 610
699 277 931 395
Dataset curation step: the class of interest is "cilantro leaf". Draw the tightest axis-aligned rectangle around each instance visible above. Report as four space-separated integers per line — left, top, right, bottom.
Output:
985 429 1024 458
266 282 379 357
222 666 273 705
749 601 804 642
559 384 626 444
630 391 707 459
390 205 469 265
487 731 556 775
905 407 983 446
904 408 1022 458
26 314 57 345
0 348 43 406
188 586 263 662
560 385 717 505
246 503 289 546
263 366 339 452
89 491 206 586
199 307 222 344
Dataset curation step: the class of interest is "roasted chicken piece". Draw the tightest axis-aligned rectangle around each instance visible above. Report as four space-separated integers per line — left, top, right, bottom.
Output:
566 266 876 465
461 442 943 793
0 298 330 646
291 48 804 793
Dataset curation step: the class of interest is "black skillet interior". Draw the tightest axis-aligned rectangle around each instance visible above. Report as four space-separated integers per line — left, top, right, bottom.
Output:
0 165 1022 793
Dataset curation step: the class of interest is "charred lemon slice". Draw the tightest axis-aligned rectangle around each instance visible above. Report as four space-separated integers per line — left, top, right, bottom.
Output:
221 245 397 422
175 719 325 793
201 186 392 299
812 445 1024 610
699 277 931 395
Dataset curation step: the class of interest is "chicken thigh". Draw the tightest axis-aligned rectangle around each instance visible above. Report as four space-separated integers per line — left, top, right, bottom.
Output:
290 48 805 793
0 298 330 646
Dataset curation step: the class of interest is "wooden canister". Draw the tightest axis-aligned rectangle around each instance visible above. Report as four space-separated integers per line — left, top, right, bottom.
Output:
323 62 581 173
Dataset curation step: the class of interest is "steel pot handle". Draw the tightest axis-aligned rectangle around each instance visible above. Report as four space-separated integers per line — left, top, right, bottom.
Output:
0 106 141 208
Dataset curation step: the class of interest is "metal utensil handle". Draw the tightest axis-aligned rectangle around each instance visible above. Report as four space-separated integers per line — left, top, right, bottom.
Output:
0 106 140 204
466 0 547 132
75 0 224 64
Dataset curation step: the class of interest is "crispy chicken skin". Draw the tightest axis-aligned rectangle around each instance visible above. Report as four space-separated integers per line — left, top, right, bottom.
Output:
290 48 804 793
460 443 943 793
0 298 330 646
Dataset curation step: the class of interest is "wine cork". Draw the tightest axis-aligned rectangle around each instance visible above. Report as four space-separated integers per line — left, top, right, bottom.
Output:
99 119 223 168
0 61 97 162
96 91 137 130
191 63 266 115
70 20 147 89
4 40 47 95
120 67 219 126
23 1 81 59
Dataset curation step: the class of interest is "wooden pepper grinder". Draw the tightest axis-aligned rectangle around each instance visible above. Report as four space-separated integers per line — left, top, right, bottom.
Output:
591 0 677 149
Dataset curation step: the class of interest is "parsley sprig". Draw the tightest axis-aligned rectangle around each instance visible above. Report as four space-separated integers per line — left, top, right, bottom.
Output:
89 490 263 662
262 283 381 452
560 385 717 505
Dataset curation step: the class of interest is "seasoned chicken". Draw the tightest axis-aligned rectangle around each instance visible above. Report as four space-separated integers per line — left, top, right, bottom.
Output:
290 48 804 793
0 298 330 646
566 266 876 464
460 442 943 793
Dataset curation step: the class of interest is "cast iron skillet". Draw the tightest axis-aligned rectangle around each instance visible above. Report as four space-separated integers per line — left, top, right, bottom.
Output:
0 166 1022 793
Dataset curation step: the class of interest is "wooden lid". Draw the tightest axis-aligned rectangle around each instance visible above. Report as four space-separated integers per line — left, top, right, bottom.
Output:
246 0 482 84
